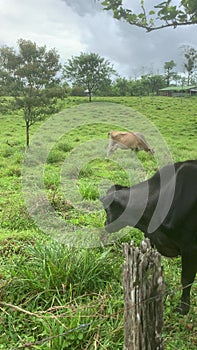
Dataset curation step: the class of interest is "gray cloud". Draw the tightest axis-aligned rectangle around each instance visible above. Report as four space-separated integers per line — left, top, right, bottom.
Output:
62 0 101 16
112 21 197 76
61 0 197 77
1 0 197 79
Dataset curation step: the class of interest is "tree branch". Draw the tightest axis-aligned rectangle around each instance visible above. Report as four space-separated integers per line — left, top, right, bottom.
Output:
99 0 197 32
134 20 197 32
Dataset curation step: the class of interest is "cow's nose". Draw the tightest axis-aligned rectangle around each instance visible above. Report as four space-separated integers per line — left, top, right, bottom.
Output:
149 149 154 154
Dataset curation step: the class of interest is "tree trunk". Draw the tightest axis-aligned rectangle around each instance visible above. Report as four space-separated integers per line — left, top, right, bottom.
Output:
26 120 30 147
88 90 92 102
123 239 164 350
187 73 190 86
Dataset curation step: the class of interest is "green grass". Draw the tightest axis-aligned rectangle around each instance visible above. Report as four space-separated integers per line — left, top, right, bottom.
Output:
0 96 196 349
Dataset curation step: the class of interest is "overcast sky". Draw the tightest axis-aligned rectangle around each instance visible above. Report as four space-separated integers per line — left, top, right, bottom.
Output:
0 0 197 78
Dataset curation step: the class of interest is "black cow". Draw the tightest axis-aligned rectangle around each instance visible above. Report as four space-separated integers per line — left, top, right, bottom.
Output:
100 160 197 314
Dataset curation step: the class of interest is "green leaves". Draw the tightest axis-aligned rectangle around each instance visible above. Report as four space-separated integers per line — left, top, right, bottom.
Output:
99 0 197 31
0 39 64 146
182 46 197 85
63 52 116 101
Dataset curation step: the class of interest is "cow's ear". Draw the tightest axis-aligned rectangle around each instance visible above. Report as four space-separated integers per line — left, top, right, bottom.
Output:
107 184 128 195
106 184 119 194
114 184 126 191
99 193 115 209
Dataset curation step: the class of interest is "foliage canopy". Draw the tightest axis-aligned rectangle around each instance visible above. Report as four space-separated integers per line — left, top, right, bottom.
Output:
0 39 64 146
182 45 197 84
63 52 116 101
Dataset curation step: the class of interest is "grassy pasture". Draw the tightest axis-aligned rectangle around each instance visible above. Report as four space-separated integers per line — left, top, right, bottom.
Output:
0 96 196 349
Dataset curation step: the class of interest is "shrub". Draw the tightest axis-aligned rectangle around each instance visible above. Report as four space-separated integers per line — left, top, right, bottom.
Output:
4 241 121 302
46 150 65 164
1 145 14 158
57 141 73 153
7 165 21 177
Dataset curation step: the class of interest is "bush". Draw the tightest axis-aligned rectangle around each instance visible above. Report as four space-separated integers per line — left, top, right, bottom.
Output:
57 141 73 152
7 165 21 177
46 150 65 164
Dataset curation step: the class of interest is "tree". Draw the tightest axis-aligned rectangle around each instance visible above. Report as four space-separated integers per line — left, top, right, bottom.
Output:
0 39 63 147
63 52 116 101
70 85 85 96
112 77 131 96
143 74 166 94
132 74 166 95
182 46 197 85
95 79 113 96
98 0 197 32
164 60 176 86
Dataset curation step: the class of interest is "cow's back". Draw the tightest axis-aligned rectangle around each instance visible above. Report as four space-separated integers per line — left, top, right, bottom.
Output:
109 130 138 148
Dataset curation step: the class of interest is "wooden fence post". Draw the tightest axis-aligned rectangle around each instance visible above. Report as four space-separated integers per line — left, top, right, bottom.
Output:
123 239 165 350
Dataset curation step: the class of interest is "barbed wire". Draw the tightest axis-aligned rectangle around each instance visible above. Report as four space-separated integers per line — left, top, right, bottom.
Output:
10 323 91 349
1 280 196 350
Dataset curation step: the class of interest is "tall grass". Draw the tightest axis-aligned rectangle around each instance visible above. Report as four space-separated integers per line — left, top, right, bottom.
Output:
0 240 124 349
0 96 196 349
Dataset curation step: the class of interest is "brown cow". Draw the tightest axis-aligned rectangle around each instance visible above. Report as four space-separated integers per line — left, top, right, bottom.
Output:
107 130 154 156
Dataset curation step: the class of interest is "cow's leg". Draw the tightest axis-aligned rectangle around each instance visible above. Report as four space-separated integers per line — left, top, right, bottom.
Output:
180 250 197 315
107 140 117 156
107 139 113 156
